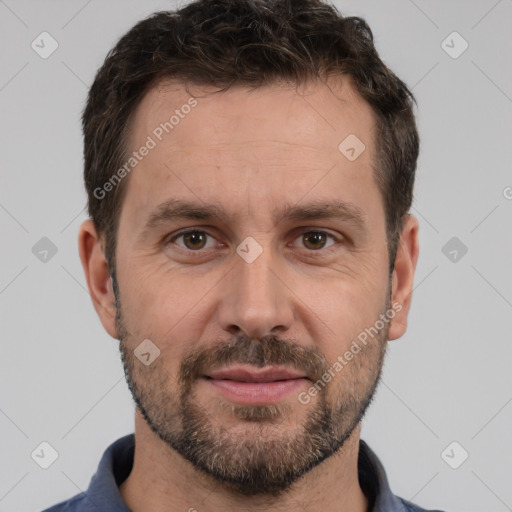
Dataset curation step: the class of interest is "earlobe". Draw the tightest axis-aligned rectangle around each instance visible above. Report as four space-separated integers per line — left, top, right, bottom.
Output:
388 215 419 341
78 219 119 339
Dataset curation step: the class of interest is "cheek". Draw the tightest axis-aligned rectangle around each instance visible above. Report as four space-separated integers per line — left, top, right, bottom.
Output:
301 266 389 360
117 262 219 351
318 252 387 304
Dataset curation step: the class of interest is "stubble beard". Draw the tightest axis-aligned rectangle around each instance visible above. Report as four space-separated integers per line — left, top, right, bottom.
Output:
114 275 388 496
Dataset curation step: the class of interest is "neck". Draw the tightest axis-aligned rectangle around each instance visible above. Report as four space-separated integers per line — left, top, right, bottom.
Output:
120 411 369 512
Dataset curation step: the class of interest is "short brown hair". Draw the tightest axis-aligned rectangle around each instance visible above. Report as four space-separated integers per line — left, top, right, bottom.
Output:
83 0 419 276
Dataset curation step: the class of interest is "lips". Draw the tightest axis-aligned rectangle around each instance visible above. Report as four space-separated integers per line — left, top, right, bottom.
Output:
202 366 309 404
205 366 306 383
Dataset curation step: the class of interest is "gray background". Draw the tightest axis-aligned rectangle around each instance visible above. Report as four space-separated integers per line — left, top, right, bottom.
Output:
1 1 511 511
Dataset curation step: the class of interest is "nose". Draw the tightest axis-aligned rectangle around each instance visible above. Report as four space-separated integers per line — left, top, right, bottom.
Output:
216 243 294 339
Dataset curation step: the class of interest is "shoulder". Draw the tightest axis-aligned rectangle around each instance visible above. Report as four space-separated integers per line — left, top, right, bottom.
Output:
40 493 85 512
398 496 448 512
40 434 135 512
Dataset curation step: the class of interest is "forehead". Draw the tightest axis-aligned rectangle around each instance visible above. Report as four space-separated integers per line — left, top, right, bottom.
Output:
120 76 380 232
129 77 375 157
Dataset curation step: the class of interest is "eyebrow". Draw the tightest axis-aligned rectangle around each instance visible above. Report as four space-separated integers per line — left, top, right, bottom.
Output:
143 198 367 233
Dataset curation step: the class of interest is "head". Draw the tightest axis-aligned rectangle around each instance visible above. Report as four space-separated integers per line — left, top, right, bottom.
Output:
79 0 419 497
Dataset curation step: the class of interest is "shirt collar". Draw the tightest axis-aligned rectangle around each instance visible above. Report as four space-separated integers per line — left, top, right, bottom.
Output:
81 434 409 511
358 439 411 511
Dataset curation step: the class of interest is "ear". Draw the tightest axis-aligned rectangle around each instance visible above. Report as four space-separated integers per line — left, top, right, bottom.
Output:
388 214 419 341
78 219 118 339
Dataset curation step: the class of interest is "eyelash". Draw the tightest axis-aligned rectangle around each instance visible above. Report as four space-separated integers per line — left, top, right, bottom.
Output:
165 228 342 255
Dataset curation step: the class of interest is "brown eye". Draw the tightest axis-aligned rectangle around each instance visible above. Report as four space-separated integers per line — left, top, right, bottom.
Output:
182 231 207 250
170 230 216 251
296 231 337 251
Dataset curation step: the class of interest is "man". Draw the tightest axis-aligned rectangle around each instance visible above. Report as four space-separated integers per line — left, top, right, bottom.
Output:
43 0 446 510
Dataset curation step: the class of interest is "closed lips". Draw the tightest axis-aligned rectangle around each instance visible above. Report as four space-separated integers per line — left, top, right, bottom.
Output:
205 367 307 383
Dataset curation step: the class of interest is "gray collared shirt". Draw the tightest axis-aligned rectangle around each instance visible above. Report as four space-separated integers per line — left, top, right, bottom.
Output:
42 434 446 511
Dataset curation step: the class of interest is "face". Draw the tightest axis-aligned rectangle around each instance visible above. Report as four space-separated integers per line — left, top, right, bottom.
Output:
112 77 393 495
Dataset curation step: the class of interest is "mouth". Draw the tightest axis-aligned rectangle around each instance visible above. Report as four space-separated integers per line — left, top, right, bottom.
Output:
202 366 309 405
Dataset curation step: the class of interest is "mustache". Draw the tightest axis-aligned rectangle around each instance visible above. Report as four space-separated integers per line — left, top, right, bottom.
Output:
179 334 331 387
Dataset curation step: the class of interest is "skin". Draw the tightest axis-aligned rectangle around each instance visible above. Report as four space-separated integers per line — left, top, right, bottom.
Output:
79 76 419 512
